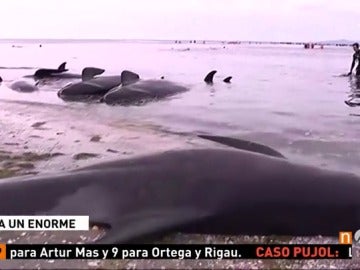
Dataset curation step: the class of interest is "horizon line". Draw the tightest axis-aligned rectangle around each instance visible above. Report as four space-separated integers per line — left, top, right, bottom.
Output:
0 37 356 44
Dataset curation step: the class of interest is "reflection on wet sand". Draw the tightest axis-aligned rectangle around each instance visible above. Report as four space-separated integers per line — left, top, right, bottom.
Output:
345 76 360 106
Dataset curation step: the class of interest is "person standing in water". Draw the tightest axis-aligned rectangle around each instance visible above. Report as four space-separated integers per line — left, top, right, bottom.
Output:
344 43 360 107
347 43 360 76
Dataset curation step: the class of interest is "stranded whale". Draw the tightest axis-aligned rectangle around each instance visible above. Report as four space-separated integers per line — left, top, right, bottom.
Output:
9 80 39 92
0 135 359 244
23 62 68 79
0 76 39 92
3 67 104 94
102 70 225 105
24 62 104 80
58 69 223 104
57 76 123 101
57 70 126 102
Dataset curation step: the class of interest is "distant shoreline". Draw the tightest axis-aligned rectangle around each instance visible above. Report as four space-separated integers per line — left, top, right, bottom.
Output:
0 38 355 47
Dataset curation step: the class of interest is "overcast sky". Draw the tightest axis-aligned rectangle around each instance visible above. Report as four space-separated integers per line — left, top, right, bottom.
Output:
1 0 359 41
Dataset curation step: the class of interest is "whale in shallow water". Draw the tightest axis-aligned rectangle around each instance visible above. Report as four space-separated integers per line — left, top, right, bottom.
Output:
3 66 103 93
58 76 123 101
57 70 126 101
23 62 68 79
102 70 220 105
24 62 105 80
0 76 37 92
58 69 231 104
9 80 39 92
0 135 359 244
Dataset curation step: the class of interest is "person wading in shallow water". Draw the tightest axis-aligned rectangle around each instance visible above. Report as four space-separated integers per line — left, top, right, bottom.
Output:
344 43 360 106
347 42 360 76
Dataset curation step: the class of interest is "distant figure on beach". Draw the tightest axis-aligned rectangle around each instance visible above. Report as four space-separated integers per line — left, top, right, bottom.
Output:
347 43 360 76
0 76 2 83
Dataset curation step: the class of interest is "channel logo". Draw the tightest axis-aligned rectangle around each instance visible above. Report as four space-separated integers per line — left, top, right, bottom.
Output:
339 232 353 244
339 230 360 244
0 243 6 260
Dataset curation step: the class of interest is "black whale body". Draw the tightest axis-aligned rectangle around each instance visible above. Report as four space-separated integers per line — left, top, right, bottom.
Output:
23 62 69 79
103 78 189 105
24 62 105 81
57 75 123 101
58 69 229 105
102 70 219 105
0 135 359 244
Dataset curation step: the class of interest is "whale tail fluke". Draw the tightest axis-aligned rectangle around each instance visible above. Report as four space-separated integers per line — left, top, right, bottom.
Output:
198 134 285 159
121 70 140 86
204 70 217 84
223 76 232 83
82 67 106 81
57 62 68 72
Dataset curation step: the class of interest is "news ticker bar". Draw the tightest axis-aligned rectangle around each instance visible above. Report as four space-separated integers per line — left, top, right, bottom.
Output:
0 244 352 260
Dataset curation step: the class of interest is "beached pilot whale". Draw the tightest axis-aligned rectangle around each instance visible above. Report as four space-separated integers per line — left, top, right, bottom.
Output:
58 70 231 104
23 62 68 79
24 62 105 80
102 70 223 105
58 70 214 103
0 135 359 244
4 67 104 93
57 70 124 101
0 76 39 92
9 80 39 92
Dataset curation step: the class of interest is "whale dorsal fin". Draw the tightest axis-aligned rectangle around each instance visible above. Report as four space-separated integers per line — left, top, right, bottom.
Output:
223 76 232 83
121 70 140 86
34 62 68 77
204 70 217 84
57 62 67 72
82 67 105 81
198 134 285 159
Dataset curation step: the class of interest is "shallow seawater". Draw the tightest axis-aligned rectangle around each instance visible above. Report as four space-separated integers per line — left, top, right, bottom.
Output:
0 41 359 174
